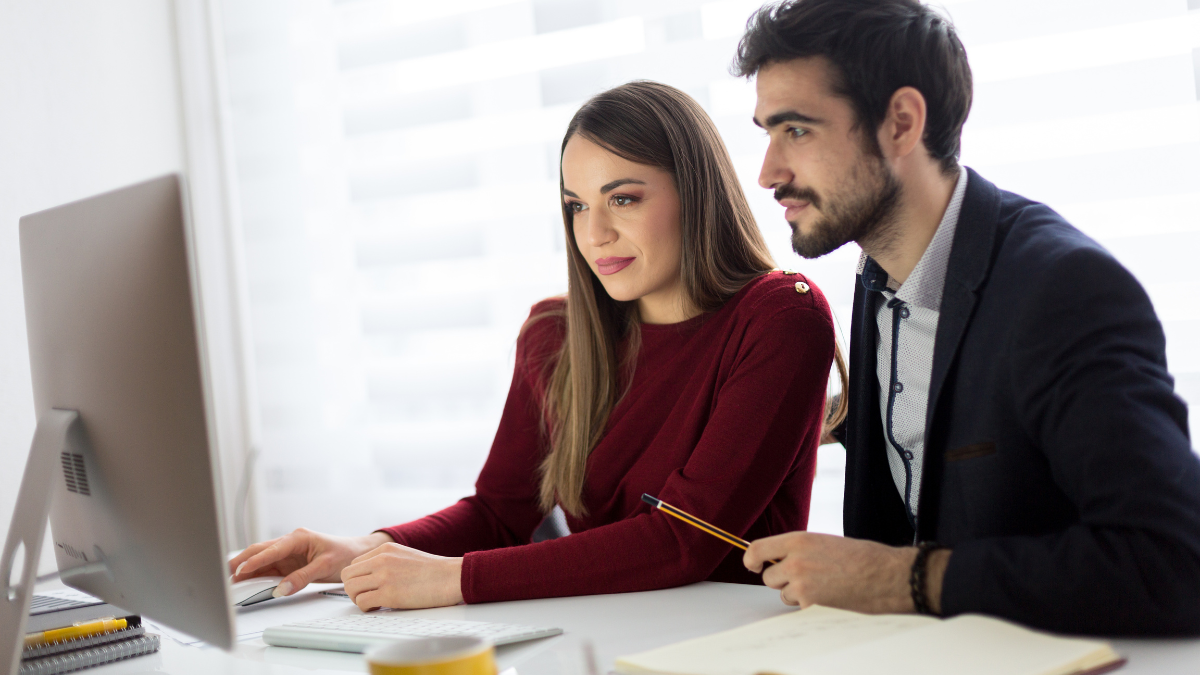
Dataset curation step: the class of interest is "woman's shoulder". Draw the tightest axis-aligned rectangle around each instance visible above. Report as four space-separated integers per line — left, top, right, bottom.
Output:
730 269 832 322
517 296 567 365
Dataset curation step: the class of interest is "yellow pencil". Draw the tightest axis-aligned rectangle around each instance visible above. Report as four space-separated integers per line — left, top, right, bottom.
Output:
642 493 778 564
24 616 128 649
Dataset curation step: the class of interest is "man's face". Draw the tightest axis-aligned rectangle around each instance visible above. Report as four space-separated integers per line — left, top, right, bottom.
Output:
754 57 901 259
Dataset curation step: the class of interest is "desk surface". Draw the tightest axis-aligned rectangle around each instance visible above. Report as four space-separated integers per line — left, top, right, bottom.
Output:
69 581 1200 674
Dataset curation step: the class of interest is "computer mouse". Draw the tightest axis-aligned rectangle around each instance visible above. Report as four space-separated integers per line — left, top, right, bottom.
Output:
230 575 286 607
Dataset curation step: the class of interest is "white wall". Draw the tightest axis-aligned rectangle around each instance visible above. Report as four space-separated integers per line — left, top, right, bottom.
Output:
0 0 187 573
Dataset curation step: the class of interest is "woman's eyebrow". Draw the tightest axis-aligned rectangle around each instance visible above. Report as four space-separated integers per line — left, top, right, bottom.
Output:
600 178 646 194
563 188 580 198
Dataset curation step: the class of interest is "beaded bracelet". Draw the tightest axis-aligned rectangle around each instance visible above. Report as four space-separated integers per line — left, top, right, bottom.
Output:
910 541 943 616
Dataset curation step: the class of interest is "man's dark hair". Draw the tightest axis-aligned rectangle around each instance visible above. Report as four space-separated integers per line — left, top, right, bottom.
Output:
734 0 972 174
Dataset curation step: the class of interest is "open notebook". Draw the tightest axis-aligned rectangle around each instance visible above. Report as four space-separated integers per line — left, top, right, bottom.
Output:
616 605 1123 675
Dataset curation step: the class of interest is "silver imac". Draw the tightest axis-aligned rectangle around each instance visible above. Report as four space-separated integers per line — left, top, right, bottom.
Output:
1 174 235 674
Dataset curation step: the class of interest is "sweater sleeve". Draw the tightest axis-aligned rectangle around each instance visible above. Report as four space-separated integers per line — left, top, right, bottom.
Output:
940 246 1200 635
378 309 559 555
459 301 835 603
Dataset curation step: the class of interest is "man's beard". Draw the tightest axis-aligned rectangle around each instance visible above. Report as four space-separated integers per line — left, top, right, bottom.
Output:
779 155 902 260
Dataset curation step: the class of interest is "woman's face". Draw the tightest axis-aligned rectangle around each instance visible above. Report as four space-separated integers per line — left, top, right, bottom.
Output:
561 134 688 324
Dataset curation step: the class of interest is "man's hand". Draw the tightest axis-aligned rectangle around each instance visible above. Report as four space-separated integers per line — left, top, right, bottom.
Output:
341 543 464 611
744 532 951 614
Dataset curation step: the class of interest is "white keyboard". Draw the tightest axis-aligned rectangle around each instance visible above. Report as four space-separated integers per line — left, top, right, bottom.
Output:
262 614 563 653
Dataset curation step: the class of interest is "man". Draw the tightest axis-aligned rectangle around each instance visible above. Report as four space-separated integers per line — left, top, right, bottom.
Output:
737 0 1200 635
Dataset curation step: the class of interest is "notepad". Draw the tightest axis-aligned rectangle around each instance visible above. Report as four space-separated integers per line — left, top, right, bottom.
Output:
615 605 1123 675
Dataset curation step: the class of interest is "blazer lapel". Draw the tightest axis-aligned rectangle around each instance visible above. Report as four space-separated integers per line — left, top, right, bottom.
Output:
844 261 914 545
916 168 1003 540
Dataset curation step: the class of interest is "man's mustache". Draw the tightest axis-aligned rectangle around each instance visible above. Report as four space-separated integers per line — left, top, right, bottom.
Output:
774 184 822 211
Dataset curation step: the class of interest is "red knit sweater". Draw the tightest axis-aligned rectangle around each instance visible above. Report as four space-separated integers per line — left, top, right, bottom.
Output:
380 271 835 603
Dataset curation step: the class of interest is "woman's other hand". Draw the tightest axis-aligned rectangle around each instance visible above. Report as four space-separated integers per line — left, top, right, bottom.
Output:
228 528 394 597
341 543 464 611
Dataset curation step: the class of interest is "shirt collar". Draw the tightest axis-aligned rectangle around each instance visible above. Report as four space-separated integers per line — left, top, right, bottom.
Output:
856 167 969 310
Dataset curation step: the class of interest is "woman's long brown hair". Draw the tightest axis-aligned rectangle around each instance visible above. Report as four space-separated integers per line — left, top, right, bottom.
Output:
531 81 848 517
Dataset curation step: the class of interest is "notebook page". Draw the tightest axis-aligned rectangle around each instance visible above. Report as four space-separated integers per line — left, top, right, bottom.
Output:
615 606 935 675
779 614 1119 675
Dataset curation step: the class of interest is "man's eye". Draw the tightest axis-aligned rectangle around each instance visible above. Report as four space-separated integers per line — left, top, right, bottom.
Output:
787 126 808 139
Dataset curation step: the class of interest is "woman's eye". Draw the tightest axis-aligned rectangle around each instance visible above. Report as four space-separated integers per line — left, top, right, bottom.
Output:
612 195 636 207
566 201 587 213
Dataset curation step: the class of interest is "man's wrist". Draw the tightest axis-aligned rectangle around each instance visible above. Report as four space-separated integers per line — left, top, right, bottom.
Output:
925 548 951 615
903 544 952 615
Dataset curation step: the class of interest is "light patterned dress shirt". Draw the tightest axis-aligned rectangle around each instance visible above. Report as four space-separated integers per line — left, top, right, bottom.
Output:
855 168 968 525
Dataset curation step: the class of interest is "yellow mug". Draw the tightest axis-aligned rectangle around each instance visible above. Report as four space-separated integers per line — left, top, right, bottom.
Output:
366 636 496 675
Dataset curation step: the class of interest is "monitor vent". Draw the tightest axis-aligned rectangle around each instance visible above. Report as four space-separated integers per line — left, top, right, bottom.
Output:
61 452 91 496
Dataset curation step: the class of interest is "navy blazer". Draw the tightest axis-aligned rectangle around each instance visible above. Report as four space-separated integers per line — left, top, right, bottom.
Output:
840 168 1200 635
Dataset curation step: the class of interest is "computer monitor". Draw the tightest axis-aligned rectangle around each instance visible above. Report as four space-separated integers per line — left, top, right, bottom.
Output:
1 174 235 664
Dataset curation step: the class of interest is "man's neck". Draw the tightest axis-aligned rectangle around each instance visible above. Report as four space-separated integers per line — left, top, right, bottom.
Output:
861 165 959 286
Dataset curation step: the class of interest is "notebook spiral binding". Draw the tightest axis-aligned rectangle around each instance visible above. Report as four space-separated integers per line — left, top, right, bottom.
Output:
20 631 159 675
22 626 145 660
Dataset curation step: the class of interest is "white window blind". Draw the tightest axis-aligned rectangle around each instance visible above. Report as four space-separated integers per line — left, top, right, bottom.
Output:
217 0 1198 541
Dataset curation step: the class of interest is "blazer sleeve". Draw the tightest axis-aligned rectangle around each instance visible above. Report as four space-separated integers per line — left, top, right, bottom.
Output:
940 245 1200 635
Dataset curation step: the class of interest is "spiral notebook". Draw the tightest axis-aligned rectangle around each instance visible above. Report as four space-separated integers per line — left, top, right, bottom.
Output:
21 623 160 675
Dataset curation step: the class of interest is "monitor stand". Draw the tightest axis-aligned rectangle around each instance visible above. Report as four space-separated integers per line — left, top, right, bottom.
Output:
1 409 82 675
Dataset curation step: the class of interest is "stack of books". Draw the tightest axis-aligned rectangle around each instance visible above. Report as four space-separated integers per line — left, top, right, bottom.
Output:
21 615 159 675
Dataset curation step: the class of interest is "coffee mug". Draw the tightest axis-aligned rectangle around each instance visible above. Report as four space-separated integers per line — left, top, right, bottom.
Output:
365 636 496 675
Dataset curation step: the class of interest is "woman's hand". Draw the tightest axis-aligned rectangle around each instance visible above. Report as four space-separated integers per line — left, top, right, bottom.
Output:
228 528 394 598
341 543 464 611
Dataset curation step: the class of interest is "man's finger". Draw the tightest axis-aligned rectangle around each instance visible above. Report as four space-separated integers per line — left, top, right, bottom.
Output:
744 533 798 572
760 561 789 590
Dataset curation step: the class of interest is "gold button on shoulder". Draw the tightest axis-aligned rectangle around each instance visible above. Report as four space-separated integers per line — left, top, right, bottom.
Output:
782 269 799 275
795 281 810 294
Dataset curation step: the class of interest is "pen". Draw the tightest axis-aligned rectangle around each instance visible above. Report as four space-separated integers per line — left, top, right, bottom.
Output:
642 494 777 564
24 616 129 649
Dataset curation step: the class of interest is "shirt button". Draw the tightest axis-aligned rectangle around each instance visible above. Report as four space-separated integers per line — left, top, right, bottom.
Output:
893 382 904 393
904 450 914 460
899 307 910 319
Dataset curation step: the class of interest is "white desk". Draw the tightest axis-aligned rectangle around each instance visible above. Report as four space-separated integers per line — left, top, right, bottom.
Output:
64 582 1200 674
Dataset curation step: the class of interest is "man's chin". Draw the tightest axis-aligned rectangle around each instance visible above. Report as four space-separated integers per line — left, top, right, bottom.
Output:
789 223 850 260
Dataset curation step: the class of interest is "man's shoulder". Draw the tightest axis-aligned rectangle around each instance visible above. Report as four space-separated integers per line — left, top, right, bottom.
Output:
984 180 1123 291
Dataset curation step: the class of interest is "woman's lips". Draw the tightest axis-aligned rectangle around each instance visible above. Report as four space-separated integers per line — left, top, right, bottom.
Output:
595 256 636 275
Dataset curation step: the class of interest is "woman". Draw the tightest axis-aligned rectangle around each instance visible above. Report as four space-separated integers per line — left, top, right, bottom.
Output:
230 81 847 610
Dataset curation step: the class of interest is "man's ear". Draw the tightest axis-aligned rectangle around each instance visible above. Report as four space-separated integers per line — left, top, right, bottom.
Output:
876 86 928 160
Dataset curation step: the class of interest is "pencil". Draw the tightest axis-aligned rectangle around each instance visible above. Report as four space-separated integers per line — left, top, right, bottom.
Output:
24 616 130 649
641 493 753 551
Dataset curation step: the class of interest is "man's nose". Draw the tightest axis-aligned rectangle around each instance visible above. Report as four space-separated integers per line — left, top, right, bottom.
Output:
759 139 794 191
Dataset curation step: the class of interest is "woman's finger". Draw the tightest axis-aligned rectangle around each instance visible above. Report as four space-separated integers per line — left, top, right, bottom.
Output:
238 535 305 578
342 571 378 600
349 543 393 567
341 555 377 582
353 589 384 612
228 538 281 575
274 558 331 598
